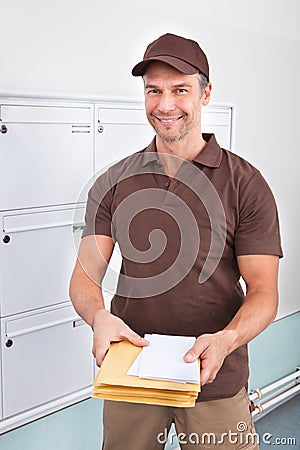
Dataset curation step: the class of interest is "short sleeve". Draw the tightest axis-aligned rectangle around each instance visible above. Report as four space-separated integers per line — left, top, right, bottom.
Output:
234 171 283 257
82 170 114 238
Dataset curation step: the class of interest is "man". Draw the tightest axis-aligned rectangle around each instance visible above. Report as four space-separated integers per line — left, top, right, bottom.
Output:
70 33 283 449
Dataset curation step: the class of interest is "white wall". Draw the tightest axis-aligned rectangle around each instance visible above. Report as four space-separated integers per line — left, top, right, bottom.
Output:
1 0 299 318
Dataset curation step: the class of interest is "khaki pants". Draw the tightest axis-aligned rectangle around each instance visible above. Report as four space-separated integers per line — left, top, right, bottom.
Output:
102 388 259 449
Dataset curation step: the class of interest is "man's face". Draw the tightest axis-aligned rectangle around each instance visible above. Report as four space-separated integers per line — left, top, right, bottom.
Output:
143 62 204 143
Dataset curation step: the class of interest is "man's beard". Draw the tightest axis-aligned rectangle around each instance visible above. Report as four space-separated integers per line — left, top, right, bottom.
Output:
149 106 201 143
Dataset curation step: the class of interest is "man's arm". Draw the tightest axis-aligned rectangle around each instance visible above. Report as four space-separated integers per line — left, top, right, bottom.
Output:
69 234 148 366
184 254 279 386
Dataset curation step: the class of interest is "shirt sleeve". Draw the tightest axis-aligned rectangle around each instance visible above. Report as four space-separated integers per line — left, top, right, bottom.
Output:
234 171 283 257
82 170 114 238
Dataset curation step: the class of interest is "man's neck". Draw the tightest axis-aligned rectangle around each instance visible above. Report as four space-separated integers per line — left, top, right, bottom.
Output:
155 131 207 178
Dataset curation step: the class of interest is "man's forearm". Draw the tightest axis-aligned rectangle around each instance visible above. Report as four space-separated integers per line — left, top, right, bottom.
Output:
69 264 106 328
218 288 278 356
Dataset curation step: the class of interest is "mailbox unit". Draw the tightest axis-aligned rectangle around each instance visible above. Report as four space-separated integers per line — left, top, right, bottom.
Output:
0 95 234 432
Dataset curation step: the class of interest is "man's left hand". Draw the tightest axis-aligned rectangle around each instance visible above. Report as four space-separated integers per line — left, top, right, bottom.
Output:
183 330 235 386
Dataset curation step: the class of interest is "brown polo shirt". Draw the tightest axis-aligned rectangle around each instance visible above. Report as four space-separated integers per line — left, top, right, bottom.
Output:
82 133 283 401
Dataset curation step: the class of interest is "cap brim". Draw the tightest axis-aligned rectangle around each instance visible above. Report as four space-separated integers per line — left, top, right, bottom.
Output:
132 55 198 76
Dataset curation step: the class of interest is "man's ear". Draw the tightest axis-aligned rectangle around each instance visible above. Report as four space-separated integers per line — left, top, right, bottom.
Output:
201 82 212 106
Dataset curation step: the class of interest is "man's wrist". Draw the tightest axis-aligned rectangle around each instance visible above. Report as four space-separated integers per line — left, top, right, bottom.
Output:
215 329 240 355
91 308 110 330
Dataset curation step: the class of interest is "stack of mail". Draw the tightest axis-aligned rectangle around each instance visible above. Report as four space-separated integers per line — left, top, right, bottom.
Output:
92 334 200 407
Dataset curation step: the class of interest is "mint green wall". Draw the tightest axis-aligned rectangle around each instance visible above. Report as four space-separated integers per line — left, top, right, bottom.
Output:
0 312 299 450
248 312 300 390
0 399 103 450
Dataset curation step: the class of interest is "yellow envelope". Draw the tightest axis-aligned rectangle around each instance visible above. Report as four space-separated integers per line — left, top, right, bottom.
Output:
92 340 200 408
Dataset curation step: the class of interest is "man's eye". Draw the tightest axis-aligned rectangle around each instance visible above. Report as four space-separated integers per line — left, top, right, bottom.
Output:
147 89 160 94
176 89 188 93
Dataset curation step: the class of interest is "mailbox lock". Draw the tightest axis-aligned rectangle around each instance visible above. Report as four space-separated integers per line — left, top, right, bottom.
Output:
3 235 10 244
97 125 104 133
0 124 8 134
6 339 13 348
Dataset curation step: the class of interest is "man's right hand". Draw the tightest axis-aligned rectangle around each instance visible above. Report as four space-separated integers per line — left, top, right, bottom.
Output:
92 309 149 366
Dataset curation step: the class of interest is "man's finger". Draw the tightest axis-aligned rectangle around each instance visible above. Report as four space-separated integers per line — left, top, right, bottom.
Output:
122 328 150 347
200 364 213 385
184 339 207 363
94 338 110 366
200 365 219 385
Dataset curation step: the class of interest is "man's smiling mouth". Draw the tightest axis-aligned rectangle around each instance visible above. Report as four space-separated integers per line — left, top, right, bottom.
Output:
155 115 183 124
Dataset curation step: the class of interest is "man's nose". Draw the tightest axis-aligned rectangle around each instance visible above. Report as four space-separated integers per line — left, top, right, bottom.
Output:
157 93 176 113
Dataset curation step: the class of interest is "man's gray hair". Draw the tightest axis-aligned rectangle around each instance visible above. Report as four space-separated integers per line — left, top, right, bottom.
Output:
198 73 209 96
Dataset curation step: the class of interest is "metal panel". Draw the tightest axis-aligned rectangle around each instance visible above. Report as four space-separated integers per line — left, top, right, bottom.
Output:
0 101 93 210
0 207 85 317
5 306 78 338
1 104 91 123
202 107 233 149
1 304 93 418
98 107 148 124
95 104 154 174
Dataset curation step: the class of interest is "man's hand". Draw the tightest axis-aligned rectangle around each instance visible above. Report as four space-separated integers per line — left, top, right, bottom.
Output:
183 330 235 386
92 309 149 366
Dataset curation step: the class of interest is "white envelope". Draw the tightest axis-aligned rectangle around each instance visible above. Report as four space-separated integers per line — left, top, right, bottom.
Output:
127 333 200 384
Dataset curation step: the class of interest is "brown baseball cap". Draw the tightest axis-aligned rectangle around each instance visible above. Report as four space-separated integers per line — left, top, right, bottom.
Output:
132 33 209 80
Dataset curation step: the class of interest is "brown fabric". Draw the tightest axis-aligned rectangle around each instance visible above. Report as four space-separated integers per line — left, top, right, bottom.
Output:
102 388 259 450
83 133 283 402
132 33 209 79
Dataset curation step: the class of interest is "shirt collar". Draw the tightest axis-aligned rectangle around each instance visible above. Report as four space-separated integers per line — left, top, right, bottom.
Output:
142 133 223 168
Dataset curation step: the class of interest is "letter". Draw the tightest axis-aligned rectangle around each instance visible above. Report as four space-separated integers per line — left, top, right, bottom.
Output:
218 432 227 444
177 432 187 445
189 432 200 445
245 432 260 446
201 433 216 445
228 431 238 445
262 433 272 445
157 428 168 444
